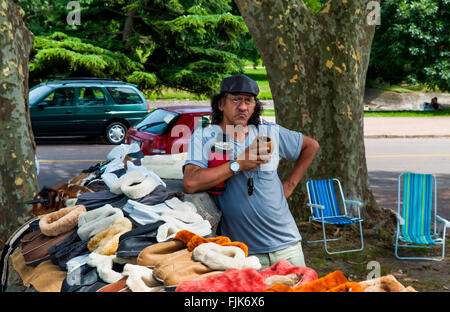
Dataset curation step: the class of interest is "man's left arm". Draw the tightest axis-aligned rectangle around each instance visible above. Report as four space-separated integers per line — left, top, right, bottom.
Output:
282 135 319 198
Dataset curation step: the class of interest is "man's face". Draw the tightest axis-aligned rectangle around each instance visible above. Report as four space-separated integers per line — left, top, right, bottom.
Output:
219 93 256 127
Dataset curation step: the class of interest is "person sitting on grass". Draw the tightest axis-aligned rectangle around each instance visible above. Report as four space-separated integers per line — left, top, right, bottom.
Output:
424 97 442 111
430 97 441 110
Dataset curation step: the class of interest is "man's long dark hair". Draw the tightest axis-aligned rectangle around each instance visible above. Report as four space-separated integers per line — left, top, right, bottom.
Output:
210 92 263 126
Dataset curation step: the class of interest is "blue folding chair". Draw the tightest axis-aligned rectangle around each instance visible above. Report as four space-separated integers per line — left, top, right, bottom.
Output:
305 178 364 254
394 173 449 261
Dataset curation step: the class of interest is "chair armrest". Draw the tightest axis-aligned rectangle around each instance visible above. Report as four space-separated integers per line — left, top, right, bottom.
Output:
345 200 363 207
436 215 450 227
344 200 362 218
394 212 405 225
307 203 325 210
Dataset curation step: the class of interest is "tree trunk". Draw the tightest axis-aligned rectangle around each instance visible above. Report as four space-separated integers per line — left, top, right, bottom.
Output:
122 1 137 43
0 0 37 246
235 0 380 221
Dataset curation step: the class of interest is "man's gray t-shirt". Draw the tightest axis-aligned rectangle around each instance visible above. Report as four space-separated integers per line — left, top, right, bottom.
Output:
183 121 303 254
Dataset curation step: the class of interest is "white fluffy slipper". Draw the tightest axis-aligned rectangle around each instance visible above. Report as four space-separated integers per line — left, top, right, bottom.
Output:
164 197 197 213
161 208 204 224
77 204 124 241
87 252 123 284
118 171 158 199
156 218 212 242
107 143 140 161
122 264 164 292
101 172 121 192
125 161 166 188
109 171 129 194
193 242 261 271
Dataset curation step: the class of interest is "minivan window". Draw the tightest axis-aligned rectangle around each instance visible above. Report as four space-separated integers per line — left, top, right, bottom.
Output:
29 86 52 104
107 87 143 104
40 88 75 107
78 87 106 106
134 109 179 135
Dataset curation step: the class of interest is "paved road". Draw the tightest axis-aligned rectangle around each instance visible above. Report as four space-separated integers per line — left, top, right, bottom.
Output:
364 117 450 138
36 136 110 187
35 132 450 220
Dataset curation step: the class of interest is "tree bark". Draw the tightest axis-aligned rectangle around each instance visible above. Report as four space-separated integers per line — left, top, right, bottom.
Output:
0 0 37 246
235 0 380 221
122 1 137 43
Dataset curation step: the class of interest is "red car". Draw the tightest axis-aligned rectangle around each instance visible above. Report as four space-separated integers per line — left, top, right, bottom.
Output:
125 106 212 155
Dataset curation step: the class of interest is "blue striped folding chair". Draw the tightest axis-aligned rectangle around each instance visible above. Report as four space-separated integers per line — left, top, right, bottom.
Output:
305 178 364 254
394 173 449 261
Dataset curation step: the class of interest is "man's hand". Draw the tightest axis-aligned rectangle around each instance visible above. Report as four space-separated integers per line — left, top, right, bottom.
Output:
282 180 297 198
235 140 272 172
282 135 320 198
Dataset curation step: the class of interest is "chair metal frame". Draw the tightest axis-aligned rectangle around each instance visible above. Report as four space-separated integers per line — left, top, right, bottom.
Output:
305 178 364 255
394 173 449 261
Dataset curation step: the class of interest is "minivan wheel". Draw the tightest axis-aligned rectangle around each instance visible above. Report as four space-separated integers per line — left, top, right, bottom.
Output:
105 121 127 145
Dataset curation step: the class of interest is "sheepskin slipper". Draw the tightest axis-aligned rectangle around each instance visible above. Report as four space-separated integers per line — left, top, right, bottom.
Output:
122 264 164 292
259 259 318 287
192 243 261 271
109 171 129 194
87 218 132 255
156 219 212 242
153 248 193 269
111 171 158 199
107 142 142 161
77 205 124 241
137 239 187 267
87 252 123 284
164 197 197 213
39 205 87 237
122 176 158 199
153 260 222 287
161 208 204 224
359 275 417 292
264 273 302 288
174 230 249 256
175 268 268 292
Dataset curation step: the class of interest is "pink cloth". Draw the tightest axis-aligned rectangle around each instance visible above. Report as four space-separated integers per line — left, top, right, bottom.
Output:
176 259 318 292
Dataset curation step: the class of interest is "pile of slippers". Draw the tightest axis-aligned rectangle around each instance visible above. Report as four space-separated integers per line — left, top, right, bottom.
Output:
88 229 319 292
7 143 419 293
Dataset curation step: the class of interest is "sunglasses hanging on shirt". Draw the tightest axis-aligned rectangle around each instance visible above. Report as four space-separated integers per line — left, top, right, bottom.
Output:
247 171 254 196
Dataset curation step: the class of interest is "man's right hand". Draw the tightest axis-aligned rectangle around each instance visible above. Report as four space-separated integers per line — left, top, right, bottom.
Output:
235 140 272 172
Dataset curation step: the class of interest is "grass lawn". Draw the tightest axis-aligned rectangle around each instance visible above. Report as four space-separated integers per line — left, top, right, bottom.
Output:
363 110 450 117
262 109 450 117
241 67 272 99
373 82 440 94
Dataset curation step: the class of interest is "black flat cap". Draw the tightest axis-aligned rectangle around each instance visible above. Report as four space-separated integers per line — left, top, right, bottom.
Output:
220 74 259 96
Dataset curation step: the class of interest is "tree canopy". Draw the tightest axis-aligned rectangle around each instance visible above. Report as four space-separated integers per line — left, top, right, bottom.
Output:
368 0 450 92
18 0 449 94
18 0 256 95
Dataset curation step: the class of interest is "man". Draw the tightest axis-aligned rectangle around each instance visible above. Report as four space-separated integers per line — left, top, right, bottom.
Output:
183 74 319 269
